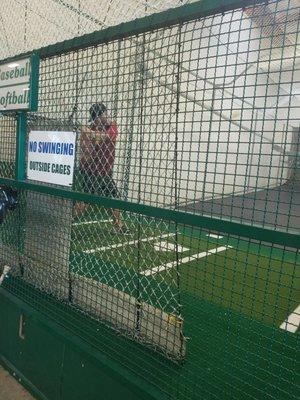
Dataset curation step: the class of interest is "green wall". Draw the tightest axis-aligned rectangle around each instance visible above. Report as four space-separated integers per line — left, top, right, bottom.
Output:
0 291 157 400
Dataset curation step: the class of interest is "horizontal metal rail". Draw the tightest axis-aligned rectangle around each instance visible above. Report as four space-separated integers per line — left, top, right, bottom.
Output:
0 177 298 248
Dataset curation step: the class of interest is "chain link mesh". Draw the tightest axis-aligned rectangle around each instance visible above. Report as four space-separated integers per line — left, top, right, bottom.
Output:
0 0 299 398
0 115 16 178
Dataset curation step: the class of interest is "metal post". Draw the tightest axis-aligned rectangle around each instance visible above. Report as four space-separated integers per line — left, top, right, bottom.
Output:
15 111 27 181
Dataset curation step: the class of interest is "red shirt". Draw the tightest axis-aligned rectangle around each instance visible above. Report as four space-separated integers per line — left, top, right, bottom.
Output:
80 122 118 176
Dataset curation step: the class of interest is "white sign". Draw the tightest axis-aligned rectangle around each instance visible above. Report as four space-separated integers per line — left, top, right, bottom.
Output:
27 131 76 187
0 58 31 110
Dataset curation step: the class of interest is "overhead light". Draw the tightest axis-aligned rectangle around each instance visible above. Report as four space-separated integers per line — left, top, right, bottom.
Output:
8 63 20 68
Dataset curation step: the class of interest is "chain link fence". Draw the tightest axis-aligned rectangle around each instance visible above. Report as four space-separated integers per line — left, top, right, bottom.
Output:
0 0 299 398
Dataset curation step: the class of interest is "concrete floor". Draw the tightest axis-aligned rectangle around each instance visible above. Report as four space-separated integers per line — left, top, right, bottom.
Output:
182 182 300 232
0 365 35 400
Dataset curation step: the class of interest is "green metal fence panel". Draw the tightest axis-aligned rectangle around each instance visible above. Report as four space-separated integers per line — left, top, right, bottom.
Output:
0 0 299 398
0 114 16 179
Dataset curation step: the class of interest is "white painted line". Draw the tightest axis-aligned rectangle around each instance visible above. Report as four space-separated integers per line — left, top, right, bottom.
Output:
206 234 224 239
141 246 231 276
84 233 176 254
73 219 112 226
153 241 189 253
279 305 300 333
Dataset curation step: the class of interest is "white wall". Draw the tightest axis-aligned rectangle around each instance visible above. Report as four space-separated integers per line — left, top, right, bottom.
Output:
1 0 298 209
113 6 299 207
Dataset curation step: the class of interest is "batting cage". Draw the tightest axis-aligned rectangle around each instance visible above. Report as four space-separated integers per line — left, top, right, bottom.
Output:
0 0 299 399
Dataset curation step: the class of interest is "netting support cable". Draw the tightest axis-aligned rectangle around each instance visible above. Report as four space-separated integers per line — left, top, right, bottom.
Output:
0 13 12 55
136 33 147 336
51 0 106 28
24 0 28 51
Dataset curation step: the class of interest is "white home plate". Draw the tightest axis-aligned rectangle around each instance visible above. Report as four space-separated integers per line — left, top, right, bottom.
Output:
153 241 189 253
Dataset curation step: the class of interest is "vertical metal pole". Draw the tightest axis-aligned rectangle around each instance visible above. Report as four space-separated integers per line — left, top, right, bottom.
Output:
15 111 27 277
113 40 121 121
201 86 215 201
136 34 146 336
15 111 27 181
174 24 184 356
246 110 257 192
123 45 142 200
